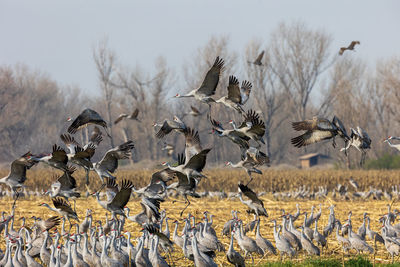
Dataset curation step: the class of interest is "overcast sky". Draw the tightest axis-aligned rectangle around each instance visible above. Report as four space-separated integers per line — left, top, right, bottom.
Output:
1 0 399 96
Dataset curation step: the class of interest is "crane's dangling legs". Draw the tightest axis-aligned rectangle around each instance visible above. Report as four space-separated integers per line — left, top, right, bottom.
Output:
245 174 253 187
11 188 20 210
180 195 191 217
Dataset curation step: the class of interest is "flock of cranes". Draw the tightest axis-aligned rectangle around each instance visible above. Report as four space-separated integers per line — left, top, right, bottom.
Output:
1 41 400 266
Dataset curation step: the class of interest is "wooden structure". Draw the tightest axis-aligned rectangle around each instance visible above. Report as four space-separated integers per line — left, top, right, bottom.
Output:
299 153 320 168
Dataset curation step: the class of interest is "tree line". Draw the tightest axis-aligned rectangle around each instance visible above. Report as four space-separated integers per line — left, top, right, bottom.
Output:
1 21 399 169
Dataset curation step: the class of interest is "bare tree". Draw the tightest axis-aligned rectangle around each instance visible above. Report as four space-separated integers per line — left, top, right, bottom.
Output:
268 22 334 121
245 41 288 160
93 38 117 147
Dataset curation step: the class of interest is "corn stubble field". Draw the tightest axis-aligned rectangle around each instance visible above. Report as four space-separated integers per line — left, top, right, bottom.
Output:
2 168 400 266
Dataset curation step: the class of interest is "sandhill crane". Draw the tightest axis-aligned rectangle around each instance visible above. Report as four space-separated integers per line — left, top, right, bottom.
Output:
349 177 359 190
272 220 295 259
149 235 170 267
291 116 349 149
313 219 327 253
281 216 302 251
167 169 201 216
235 220 263 264
248 50 265 66
182 106 204 118
255 218 277 255
230 110 266 147
145 224 174 255
93 140 135 181
366 216 384 244
141 196 165 224
162 143 175 157
339 41 360 55
244 214 257 234
222 211 239 236
191 234 218 267
216 75 252 113
346 224 373 254
114 108 140 124
35 144 69 171
209 117 250 150
0 151 37 201
197 221 225 252
300 226 320 256
45 166 80 200
94 178 133 217
153 116 187 139
133 169 175 199
163 148 211 183
340 126 371 164
67 108 110 136
335 222 350 252
384 136 400 151
237 183 268 217
60 133 102 184
39 197 79 224
174 56 224 111
183 127 203 163
381 228 400 264
31 216 60 232
226 232 245 267
226 147 269 185
357 212 367 240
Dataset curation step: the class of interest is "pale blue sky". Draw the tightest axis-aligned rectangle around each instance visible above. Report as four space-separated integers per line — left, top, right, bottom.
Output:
1 0 399 95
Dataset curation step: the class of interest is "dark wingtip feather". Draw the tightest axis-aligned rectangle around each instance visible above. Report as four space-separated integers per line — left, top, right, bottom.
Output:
291 135 305 148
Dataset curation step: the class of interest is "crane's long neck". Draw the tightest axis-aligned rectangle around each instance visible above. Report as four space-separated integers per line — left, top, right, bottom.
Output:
228 234 234 253
173 223 179 239
256 220 261 237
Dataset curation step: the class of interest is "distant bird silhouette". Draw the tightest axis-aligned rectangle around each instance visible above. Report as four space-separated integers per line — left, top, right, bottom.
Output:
154 116 187 139
339 41 360 55
182 106 205 119
248 50 265 66
114 108 140 124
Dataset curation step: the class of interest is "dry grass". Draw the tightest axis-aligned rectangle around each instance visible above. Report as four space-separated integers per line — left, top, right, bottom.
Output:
1 168 399 192
0 169 399 265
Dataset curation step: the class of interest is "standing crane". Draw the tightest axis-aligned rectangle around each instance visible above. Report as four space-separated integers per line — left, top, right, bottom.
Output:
226 232 245 267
